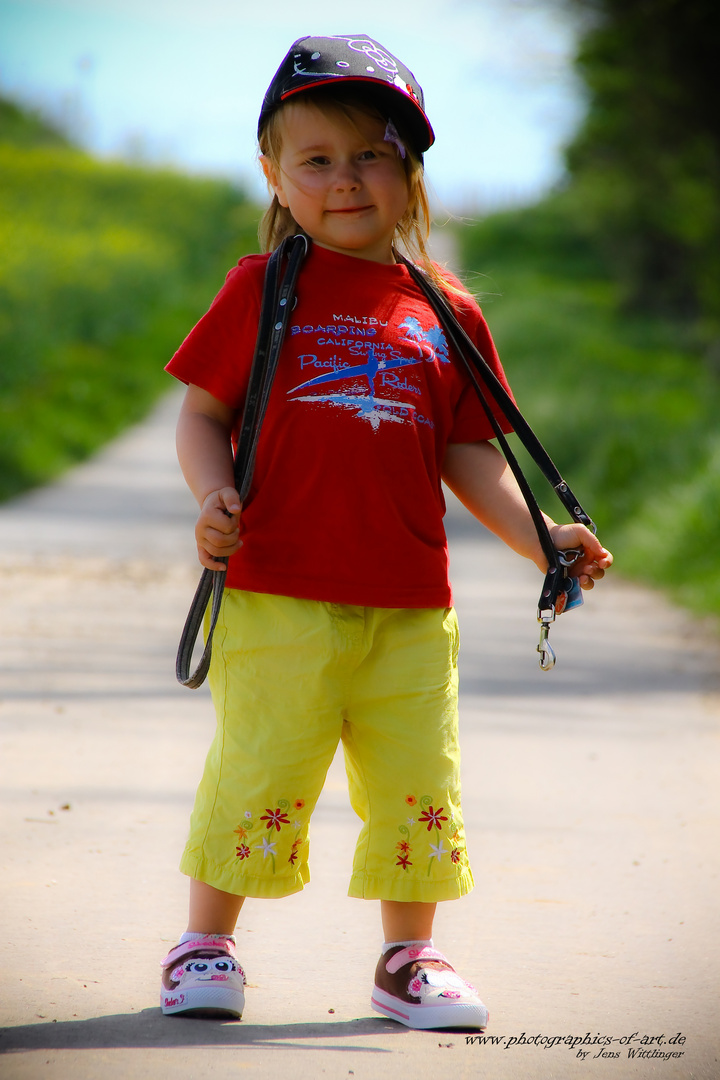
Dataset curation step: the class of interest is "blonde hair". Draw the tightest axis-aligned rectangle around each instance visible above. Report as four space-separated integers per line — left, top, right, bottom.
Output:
257 88 468 302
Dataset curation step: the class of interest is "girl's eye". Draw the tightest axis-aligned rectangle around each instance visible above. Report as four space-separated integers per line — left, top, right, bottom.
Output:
359 150 378 161
306 156 330 167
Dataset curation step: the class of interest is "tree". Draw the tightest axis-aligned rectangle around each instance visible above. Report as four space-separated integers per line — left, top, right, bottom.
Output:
564 0 720 333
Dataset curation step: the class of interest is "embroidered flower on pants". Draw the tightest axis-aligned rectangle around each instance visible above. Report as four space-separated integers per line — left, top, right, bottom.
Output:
419 805 448 832
257 837 277 859
232 797 308 875
393 793 465 878
288 836 303 866
261 808 290 832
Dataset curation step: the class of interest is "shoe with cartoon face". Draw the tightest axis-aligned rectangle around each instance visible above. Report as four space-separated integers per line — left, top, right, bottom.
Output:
161 934 246 1018
371 945 488 1030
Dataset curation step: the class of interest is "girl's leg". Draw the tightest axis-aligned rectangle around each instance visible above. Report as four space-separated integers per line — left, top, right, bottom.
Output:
181 592 346 900
374 897 488 1030
164 594 345 1019
161 880 247 1018
381 900 436 942
345 607 472 904
345 608 487 1028
188 879 245 935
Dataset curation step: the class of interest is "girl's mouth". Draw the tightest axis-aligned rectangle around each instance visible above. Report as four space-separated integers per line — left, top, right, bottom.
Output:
327 205 373 215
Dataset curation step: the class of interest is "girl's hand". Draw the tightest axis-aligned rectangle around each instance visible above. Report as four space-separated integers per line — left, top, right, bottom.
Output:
195 487 243 570
548 522 613 591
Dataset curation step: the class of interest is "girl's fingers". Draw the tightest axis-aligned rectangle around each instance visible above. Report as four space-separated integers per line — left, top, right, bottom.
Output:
198 542 242 568
208 509 240 534
217 488 242 515
204 523 240 544
202 537 242 557
199 550 227 570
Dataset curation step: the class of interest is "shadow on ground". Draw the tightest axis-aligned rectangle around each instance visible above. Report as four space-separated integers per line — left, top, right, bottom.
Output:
0 1010 405 1053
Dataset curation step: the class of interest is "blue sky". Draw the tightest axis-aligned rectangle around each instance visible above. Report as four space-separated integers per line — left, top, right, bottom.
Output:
0 0 585 212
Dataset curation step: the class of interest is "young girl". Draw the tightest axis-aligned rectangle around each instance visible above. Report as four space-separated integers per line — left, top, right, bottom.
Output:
161 35 612 1030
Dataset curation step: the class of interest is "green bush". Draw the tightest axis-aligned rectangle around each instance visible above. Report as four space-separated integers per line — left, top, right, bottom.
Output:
456 195 720 616
0 113 260 499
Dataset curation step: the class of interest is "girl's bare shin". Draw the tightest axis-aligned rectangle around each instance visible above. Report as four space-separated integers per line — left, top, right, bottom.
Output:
188 879 245 935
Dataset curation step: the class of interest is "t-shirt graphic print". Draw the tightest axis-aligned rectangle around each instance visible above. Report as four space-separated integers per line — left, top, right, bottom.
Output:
287 312 449 431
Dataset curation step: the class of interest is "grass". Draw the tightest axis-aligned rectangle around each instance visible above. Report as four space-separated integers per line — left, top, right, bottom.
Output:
0 119 260 500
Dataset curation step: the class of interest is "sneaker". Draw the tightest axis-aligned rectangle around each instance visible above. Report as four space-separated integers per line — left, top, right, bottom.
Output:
371 945 488 1030
160 934 246 1018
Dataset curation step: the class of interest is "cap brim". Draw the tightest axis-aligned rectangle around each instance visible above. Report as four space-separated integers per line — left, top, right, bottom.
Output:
268 77 435 154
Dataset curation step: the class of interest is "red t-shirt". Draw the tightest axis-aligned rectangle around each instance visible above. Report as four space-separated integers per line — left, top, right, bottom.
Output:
167 244 513 608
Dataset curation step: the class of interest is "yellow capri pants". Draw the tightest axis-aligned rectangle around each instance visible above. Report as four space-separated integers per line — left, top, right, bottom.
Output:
180 590 474 902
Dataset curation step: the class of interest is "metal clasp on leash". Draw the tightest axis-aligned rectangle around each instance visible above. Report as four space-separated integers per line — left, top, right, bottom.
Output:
536 547 584 671
558 547 584 570
537 621 556 671
537 565 561 671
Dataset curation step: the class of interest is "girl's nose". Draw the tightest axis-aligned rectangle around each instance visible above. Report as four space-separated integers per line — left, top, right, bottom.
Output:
333 162 361 191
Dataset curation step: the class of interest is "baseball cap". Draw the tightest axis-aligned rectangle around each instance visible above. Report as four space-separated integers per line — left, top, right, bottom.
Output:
258 35 435 154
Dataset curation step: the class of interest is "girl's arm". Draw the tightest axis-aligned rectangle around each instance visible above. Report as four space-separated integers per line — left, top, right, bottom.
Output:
442 441 612 589
176 384 242 571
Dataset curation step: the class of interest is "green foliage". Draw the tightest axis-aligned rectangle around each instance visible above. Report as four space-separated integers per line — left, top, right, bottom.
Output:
0 99 260 500
0 96 72 149
457 196 720 616
564 0 720 335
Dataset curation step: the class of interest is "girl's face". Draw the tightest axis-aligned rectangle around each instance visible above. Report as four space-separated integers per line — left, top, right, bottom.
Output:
261 100 410 264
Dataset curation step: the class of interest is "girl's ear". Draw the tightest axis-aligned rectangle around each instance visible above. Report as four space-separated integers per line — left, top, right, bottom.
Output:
260 155 289 208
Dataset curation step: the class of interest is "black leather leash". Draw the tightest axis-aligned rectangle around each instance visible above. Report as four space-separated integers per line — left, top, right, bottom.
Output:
397 254 596 670
175 233 307 688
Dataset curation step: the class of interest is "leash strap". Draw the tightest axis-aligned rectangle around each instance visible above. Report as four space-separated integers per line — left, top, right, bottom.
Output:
398 254 596 669
176 238 595 683
175 234 308 688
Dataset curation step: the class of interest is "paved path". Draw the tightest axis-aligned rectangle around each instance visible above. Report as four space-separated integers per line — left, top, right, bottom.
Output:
1 391 719 1080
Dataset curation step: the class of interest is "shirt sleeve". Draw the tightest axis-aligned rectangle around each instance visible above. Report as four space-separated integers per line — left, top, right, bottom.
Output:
165 256 266 410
